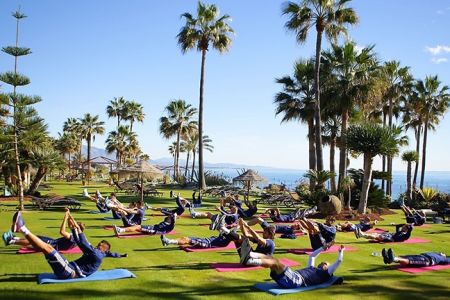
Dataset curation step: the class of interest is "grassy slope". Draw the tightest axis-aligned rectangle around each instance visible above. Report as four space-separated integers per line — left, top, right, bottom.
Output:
0 181 449 300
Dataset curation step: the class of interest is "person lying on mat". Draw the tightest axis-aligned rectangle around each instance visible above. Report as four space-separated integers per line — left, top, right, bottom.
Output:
336 217 377 232
160 232 232 249
381 248 449 266
3 208 84 251
148 195 190 217
222 195 259 219
247 217 307 239
254 245 345 289
264 206 317 223
401 205 426 226
354 223 413 243
114 201 146 227
9 211 126 279
189 203 239 231
113 213 177 236
222 218 276 266
83 189 109 213
298 216 336 250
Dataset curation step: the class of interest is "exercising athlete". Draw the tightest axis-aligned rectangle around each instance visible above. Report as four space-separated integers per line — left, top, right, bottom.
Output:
113 214 177 236
247 217 306 239
299 216 336 250
160 232 232 249
381 248 449 266
354 224 413 243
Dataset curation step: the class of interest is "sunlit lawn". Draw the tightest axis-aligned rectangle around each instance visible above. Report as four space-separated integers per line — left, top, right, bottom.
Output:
0 181 449 300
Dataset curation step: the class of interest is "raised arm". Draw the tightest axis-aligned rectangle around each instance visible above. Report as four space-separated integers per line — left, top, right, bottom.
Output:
239 219 266 246
327 245 345 275
59 208 71 239
307 247 323 267
68 214 94 254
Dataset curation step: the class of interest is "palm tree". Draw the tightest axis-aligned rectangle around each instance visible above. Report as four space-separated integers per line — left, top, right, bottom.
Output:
283 0 358 172
78 113 105 185
321 115 341 193
416 76 450 189
56 132 79 174
347 124 400 214
304 169 335 191
124 101 145 132
191 134 213 182
106 97 127 129
401 150 419 204
380 61 413 196
63 117 83 159
177 2 234 190
159 100 197 180
274 59 316 189
340 175 355 210
105 125 130 166
322 41 378 188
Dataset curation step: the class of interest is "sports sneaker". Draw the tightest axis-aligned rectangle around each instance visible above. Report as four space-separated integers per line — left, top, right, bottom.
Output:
2 230 14 246
11 211 25 233
293 208 303 219
219 225 231 235
353 227 360 239
209 215 220 230
381 248 389 264
303 206 317 218
190 207 196 219
160 235 169 247
83 188 89 197
387 248 395 264
239 238 252 265
113 225 121 237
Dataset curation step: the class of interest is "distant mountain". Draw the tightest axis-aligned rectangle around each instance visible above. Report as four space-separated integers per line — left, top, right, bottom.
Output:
85 146 304 173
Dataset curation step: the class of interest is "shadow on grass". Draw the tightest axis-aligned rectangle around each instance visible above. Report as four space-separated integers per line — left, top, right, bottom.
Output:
0 273 36 283
127 262 212 271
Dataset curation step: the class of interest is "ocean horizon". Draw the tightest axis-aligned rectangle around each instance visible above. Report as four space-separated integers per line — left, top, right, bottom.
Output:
206 168 450 199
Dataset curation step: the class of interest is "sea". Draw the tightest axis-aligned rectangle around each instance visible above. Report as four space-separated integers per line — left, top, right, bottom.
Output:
206 168 450 200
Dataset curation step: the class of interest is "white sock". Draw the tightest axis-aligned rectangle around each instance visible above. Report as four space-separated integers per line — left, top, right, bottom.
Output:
220 226 230 234
246 258 262 266
9 238 17 245
20 226 30 236
393 257 399 262
166 239 178 245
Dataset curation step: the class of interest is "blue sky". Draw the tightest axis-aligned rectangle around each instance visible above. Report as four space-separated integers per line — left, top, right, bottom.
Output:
1 0 449 171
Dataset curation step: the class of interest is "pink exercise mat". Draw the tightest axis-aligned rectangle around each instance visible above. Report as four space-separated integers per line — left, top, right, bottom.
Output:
181 243 236 252
255 230 306 236
17 247 82 254
211 258 299 272
117 231 178 238
288 245 358 255
396 264 450 273
370 237 431 244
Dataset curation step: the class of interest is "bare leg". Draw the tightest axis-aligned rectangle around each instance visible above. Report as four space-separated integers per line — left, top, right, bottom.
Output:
397 257 411 265
121 225 142 233
21 231 55 255
10 238 32 247
247 217 264 226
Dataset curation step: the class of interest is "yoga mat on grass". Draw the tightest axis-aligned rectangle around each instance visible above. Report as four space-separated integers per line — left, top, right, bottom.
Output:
37 268 136 284
367 228 387 234
89 211 109 214
288 245 357 255
117 231 177 238
212 258 299 272
17 247 82 255
182 243 236 252
254 276 344 295
396 264 450 274
255 230 306 237
103 217 148 221
370 237 431 244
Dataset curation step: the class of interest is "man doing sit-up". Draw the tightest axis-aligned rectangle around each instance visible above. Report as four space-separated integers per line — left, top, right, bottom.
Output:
160 232 232 249
299 216 336 250
381 248 449 267
354 223 413 243
113 214 177 236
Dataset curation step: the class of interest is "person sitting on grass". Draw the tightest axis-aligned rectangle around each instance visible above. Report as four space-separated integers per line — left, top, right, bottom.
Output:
223 218 276 266
148 194 190 217
222 195 259 219
354 223 413 243
298 216 336 250
264 206 317 223
160 232 232 249
113 213 177 236
189 203 239 231
3 208 85 251
8 210 126 279
114 201 146 227
381 248 449 266
249 245 345 289
401 205 426 226
336 217 378 232
83 189 109 213
247 216 307 239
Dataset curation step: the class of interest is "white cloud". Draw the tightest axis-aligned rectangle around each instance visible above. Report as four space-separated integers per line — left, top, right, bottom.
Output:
431 57 448 64
426 45 450 55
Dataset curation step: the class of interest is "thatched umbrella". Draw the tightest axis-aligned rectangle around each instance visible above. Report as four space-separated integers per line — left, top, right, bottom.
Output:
232 169 266 200
111 161 164 202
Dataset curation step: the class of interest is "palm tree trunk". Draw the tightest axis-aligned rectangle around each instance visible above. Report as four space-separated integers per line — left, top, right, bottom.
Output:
185 151 190 179
313 30 324 172
420 121 428 189
387 99 393 196
358 154 373 214
307 118 316 191
68 152 71 174
338 110 349 189
413 126 421 190
406 161 412 204
175 130 181 180
130 120 134 133
87 134 91 186
347 186 352 211
27 167 47 195
330 132 337 193
198 49 207 190
381 112 386 190
191 150 196 182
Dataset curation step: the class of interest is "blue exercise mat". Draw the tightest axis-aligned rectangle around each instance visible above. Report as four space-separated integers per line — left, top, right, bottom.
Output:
254 276 343 295
37 269 136 284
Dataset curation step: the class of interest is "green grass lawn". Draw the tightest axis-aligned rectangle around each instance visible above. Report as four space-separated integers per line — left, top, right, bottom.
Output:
0 181 449 300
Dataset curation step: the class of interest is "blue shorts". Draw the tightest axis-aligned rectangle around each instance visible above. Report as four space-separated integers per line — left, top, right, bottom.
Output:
189 237 211 248
379 233 394 242
270 267 304 289
45 249 74 279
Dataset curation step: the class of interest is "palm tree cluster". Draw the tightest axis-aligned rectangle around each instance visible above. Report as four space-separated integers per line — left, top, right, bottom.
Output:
276 0 450 213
